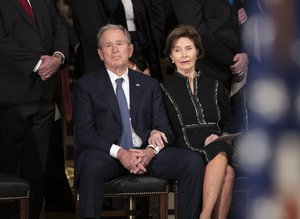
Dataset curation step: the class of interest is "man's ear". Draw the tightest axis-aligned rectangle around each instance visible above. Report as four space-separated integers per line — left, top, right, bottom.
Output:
97 48 104 61
129 44 134 58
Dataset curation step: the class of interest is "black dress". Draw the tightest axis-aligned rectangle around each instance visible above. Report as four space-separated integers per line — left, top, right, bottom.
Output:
161 71 234 162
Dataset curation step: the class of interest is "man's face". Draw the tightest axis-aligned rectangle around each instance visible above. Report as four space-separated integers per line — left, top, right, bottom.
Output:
98 29 133 73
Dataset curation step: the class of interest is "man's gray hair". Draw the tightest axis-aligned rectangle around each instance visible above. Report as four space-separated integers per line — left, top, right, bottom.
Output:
97 24 132 49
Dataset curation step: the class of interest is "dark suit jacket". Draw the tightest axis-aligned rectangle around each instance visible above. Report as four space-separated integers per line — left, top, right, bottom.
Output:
0 0 68 105
72 0 164 80
72 69 174 183
172 0 242 86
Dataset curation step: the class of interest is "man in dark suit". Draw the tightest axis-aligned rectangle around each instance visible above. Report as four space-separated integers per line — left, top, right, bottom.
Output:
0 0 68 218
73 24 205 219
72 0 165 81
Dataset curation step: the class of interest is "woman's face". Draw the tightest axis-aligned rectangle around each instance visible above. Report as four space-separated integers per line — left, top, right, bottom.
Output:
170 37 198 76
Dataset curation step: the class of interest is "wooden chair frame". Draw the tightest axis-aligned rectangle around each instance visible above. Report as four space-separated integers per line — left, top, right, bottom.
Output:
76 186 169 218
0 174 30 219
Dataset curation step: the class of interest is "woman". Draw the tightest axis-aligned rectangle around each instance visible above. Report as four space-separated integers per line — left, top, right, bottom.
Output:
161 25 235 219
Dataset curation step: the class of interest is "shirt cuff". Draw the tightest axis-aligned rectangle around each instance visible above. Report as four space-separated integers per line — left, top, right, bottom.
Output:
146 144 161 155
53 51 65 65
33 59 42 72
109 144 122 158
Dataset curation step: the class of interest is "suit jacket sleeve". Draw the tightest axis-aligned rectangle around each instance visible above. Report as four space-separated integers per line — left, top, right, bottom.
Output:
0 0 68 78
47 1 69 58
48 0 79 51
72 0 108 70
0 14 40 77
217 82 233 133
172 0 235 65
149 80 174 144
147 0 165 54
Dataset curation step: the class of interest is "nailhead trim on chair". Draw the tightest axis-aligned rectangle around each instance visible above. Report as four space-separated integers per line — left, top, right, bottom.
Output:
103 189 169 197
76 175 171 218
0 190 30 200
0 174 30 219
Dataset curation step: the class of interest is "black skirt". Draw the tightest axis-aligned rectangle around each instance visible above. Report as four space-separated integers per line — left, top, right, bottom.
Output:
200 140 235 165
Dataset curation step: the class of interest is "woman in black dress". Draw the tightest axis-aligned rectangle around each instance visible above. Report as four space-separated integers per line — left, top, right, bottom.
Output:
161 25 235 219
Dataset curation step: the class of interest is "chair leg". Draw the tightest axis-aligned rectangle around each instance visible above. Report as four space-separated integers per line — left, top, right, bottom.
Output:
159 193 168 219
129 196 136 219
174 192 178 219
20 198 29 219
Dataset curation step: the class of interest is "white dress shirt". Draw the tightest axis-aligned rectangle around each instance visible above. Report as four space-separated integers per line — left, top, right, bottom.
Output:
107 69 142 158
121 0 136 32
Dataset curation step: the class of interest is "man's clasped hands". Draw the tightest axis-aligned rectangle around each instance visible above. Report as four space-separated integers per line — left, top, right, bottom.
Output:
117 130 168 174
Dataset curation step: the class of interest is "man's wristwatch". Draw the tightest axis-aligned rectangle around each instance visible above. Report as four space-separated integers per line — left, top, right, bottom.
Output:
146 145 161 155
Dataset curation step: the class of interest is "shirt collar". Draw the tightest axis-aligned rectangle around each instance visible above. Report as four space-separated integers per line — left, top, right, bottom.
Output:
107 68 129 84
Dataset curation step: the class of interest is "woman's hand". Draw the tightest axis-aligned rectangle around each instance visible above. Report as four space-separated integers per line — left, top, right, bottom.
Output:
204 134 218 146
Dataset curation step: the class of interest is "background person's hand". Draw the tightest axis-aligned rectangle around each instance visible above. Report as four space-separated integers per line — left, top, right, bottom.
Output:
37 55 60 80
230 53 248 76
238 8 248 25
143 68 151 76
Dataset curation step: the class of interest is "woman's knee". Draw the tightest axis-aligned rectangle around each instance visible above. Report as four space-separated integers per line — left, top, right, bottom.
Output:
210 152 228 167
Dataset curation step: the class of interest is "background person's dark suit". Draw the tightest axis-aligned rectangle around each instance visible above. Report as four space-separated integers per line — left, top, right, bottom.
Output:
72 0 165 80
43 0 77 212
171 0 249 131
172 0 243 87
73 69 204 219
0 0 68 218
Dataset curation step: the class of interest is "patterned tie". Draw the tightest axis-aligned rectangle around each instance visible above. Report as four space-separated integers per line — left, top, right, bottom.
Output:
115 78 133 149
19 0 35 21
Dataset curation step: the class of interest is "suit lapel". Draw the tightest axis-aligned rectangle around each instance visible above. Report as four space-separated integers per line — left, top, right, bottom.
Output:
30 0 44 36
11 0 35 26
96 70 122 123
10 0 40 31
128 70 143 121
95 70 143 125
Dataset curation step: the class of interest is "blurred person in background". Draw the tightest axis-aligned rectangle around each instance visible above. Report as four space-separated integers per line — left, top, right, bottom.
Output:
238 0 300 218
171 0 249 131
72 0 165 81
43 0 78 213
